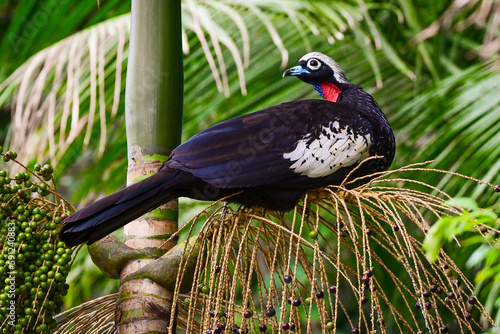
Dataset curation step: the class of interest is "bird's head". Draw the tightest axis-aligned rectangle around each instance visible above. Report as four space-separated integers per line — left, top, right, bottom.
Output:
283 52 349 102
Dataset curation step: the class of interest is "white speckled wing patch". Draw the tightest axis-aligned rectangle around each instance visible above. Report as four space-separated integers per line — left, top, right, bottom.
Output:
283 121 371 178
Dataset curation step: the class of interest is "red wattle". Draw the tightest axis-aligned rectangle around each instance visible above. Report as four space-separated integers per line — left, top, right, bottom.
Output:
321 82 341 102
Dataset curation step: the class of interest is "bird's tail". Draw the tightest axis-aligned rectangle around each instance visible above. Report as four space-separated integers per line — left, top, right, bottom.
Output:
59 169 185 247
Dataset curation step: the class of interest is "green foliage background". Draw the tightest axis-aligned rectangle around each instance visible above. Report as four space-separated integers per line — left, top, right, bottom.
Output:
0 0 499 329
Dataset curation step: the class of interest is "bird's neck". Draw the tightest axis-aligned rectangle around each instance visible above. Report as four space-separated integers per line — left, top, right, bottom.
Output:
312 81 342 102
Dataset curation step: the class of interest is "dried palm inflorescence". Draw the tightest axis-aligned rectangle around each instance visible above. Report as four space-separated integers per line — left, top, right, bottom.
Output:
55 164 499 333
53 294 117 334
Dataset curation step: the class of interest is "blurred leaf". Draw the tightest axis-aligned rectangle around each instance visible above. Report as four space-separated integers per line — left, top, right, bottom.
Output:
424 214 473 262
447 197 479 210
466 245 491 268
422 201 499 262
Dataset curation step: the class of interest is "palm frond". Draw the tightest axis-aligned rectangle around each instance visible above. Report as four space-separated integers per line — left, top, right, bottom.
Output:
393 61 500 206
0 15 129 164
0 0 131 81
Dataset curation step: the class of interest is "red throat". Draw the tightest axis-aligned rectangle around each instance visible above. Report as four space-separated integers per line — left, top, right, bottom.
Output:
321 82 341 102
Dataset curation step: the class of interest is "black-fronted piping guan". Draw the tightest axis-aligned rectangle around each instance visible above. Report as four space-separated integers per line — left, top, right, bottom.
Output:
59 52 396 246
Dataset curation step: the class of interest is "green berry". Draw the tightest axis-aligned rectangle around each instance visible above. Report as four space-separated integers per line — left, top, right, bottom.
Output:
309 230 319 239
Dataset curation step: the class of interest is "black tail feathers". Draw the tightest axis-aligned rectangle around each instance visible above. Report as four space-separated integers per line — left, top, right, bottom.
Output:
59 169 184 247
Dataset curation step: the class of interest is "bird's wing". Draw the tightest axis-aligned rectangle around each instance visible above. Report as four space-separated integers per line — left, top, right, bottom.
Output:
167 100 374 188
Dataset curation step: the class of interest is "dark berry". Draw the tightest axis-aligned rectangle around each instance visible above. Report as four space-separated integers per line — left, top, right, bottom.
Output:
362 276 370 284
366 228 373 236
436 287 443 295
214 266 221 273
210 310 215 317
287 297 292 305
4 151 14 160
243 310 252 318
465 312 472 321
447 292 455 300
259 324 267 332
393 224 400 231
265 308 276 317
424 302 432 309
351 328 359 334
284 275 293 283
361 296 368 304
494 185 500 192
233 325 240 333
316 290 324 298
282 323 290 330
329 285 337 294
214 325 222 334
415 302 421 310
423 290 430 298
292 298 301 307
364 270 373 277
430 285 437 293
468 296 477 305
289 323 296 330
440 326 448 333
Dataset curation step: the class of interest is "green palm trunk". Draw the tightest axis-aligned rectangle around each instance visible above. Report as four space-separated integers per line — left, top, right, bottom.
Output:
118 0 183 332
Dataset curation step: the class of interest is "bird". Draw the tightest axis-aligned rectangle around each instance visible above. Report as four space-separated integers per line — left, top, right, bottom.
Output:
59 52 395 247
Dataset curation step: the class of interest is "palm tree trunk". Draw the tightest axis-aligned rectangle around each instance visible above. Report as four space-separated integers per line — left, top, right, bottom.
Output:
116 0 183 332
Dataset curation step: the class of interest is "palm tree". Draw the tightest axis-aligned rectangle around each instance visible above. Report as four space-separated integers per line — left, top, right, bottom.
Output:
0 0 499 332
107 1 183 332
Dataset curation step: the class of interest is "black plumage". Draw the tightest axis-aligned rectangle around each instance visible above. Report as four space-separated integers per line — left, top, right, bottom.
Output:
60 52 395 246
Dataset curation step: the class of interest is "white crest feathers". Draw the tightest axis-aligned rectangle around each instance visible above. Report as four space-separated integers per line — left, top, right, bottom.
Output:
299 52 349 83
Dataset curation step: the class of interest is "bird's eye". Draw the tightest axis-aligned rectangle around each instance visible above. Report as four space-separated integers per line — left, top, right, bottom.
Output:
307 59 321 70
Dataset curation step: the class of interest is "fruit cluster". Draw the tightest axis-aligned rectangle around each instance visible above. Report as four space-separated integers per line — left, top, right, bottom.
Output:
0 148 72 334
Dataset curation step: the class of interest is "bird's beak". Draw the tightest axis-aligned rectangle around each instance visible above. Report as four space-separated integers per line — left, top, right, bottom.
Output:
283 65 310 78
